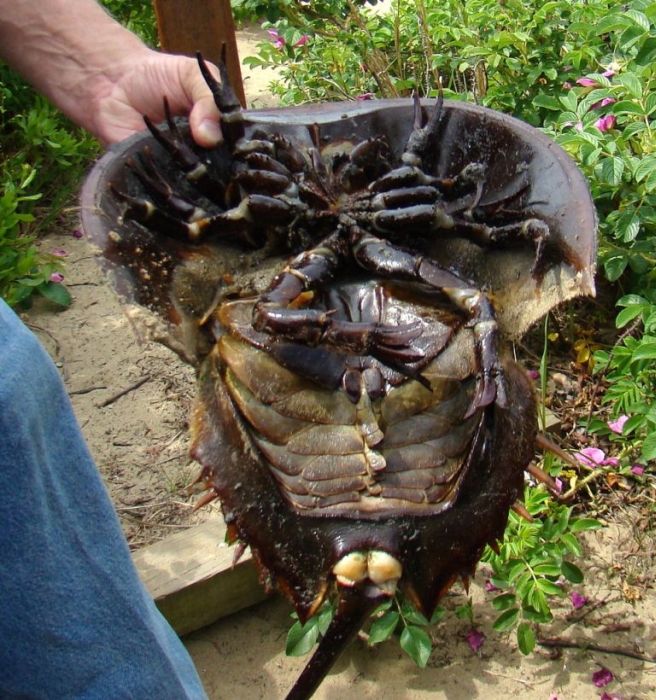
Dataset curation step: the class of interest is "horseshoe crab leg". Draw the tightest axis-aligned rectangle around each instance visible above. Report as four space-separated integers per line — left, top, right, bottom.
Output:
252 231 424 366
143 97 226 204
197 50 245 147
352 230 506 412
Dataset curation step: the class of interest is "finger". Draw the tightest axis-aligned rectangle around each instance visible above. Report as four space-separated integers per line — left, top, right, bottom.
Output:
185 60 223 148
189 95 223 147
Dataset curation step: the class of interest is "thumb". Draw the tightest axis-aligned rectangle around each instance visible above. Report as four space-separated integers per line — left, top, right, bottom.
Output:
184 58 223 147
189 94 222 148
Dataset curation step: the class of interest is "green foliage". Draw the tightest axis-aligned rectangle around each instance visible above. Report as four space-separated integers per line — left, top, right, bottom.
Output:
99 1 158 46
534 0 656 466
286 601 334 656
0 0 157 308
591 293 656 463
0 165 71 307
482 486 602 654
0 64 96 307
244 0 617 121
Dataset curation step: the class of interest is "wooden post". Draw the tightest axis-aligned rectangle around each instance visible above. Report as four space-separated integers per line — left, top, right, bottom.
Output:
153 0 246 107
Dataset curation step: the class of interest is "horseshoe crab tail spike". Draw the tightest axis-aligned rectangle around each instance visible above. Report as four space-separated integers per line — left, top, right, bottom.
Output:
511 501 534 523
536 432 579 468
193 489 219 511
526 462 561 494
285 587 386 700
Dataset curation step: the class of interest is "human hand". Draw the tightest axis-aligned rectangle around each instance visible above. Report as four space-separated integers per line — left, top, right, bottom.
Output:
91 49 223 147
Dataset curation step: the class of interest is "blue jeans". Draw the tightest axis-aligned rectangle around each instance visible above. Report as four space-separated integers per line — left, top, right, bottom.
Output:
0 300 207 699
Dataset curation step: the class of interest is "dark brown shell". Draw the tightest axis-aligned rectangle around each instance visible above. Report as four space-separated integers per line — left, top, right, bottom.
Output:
81 98 597 361
81 97 596 700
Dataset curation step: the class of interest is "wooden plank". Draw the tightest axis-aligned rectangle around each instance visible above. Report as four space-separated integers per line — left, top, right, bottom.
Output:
153 0 246 107
133 517 268 635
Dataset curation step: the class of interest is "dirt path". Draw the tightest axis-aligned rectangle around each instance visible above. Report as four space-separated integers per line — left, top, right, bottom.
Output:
24 25 656 700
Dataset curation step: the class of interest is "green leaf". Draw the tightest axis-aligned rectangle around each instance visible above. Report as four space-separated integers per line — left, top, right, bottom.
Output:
368 611 400 645
612 100 646 116
616 304 645 328
561 561 584 584
532 563 562 577
493 607 519 632
37 281 72 307
516 622 536 655
533 94 561 111
604 255 628 281
593 14 632 34
600 157 625 186
625 9 651 32
617 294 648 307
537 579 565 596
631 342 656 361
521 606 553 623
400 625 432 668
402 607 430 626
559 90 578 112
286 618 319 657
570 518 603 532
316 603 334 636
641 430 656 462
492 593 517 610
636 36 656 64
561 533 583 557
430 606 446 624
634 156 656 182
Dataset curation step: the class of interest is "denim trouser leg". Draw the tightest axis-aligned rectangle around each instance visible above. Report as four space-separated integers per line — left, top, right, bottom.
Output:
0 300 207 700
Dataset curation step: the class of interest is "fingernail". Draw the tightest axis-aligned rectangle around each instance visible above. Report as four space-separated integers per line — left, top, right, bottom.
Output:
197 118 222 146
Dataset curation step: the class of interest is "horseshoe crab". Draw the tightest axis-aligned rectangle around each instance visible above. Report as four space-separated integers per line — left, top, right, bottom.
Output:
80 58 597 700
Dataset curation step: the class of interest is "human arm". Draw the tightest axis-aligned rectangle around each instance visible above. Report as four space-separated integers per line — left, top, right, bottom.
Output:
0 0 222 146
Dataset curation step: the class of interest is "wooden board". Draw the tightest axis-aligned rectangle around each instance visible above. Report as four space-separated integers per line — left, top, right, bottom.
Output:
133 517 268 635
153 0 246 107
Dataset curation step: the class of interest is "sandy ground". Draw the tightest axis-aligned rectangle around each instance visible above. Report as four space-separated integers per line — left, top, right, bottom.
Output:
22 23 656 700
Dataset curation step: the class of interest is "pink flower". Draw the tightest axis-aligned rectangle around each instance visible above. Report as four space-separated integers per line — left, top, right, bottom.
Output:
592 666 614 688
576 447 606 467
553 477 563 494
51 248 68 258
600 692 623 700
608 415 628 434
293 34 310 48
356 92 375 101
549 694 560 700
631 464 645 476
267 29 285 49
465 628 485 653
595 114 617 132
602 69 616 78
570 591 588 609
484 579 500 593
71 228 84 239
591 97 616 110
604 457 620 468
576 77 598 87
526 369 540 381
49 272 64 283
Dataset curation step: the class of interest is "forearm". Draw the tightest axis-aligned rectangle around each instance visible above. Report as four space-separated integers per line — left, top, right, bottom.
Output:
0 0 150 133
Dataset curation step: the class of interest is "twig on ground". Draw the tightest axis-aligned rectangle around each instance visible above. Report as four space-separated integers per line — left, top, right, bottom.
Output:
537 636 655 663
69 384 107 396
98 375 150 407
